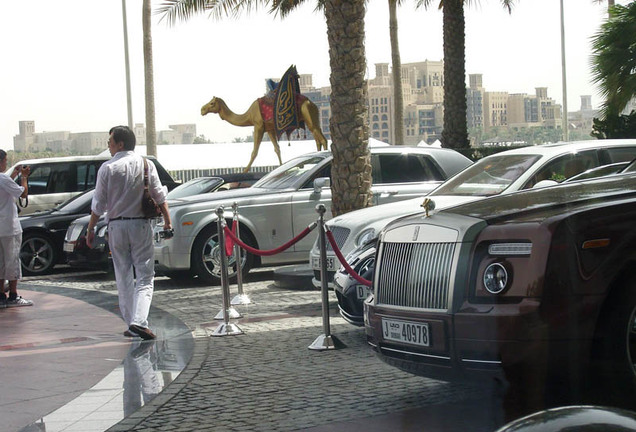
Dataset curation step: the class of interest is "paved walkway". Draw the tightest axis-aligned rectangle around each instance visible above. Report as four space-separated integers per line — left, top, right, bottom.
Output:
6 268 506 432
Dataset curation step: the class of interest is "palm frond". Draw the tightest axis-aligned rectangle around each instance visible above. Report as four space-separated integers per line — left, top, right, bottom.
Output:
156 0 269 24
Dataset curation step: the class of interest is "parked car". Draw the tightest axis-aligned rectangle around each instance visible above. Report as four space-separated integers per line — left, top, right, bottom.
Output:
364 170 636 404
62 172 262 271
152 146 473 284
311 139 636 321
9 155 178 215
495 406 636 432
166 172 265 200
18 189 95 275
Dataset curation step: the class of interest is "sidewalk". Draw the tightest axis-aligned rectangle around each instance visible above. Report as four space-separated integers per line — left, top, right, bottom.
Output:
11 268 505 432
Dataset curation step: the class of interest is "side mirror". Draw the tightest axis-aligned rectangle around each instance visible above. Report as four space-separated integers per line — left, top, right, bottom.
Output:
313 177 331 194
533 179 559 189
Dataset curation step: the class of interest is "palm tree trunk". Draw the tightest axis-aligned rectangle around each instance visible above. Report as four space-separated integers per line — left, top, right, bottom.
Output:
143 0 157 156
440 0 469 149
389 0 404 145
324 0 372 216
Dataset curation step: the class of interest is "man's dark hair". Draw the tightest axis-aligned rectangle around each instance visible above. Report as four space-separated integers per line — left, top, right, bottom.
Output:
109 125 136 151
0 149 6 162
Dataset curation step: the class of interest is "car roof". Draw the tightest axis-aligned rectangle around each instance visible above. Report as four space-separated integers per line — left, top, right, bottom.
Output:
488 139 636 158
13 154 111 165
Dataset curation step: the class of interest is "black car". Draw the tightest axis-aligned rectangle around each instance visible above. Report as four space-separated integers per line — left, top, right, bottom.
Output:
19 189 94 275
63 172 264 271
332 240 376 326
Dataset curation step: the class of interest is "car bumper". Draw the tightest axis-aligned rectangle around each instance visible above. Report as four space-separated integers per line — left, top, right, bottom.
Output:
365 298 587 382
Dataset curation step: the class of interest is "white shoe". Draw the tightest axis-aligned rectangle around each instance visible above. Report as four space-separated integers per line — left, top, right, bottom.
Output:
6 296 33 307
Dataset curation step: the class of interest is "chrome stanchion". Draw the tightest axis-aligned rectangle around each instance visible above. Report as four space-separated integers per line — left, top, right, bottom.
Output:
309 204 344 350
212 206 243 336
231 202 251 306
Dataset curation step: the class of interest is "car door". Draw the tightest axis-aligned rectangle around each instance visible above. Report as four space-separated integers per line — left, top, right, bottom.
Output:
371 153 445 205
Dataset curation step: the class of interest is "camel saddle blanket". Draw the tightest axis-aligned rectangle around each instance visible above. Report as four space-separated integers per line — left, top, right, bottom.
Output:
258 93 307 130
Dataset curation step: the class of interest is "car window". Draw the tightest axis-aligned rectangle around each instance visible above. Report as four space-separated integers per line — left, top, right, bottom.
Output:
431 154 542 197
254 155 327 190
47 162 75 193
77 162 100 191
57 189 94 214
24 164 51 195
603 147 636 164
375 154 444 184
524 150 598 188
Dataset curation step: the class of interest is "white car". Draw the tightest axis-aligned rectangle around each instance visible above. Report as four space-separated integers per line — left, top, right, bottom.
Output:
310 139 636 289
153 146 472 284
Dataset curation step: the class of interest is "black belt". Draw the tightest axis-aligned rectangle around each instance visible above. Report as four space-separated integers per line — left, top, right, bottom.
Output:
110 216 146 221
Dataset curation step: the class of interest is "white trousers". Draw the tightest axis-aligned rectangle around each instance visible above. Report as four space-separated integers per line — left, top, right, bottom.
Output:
108 219 154 328
0 233 22 281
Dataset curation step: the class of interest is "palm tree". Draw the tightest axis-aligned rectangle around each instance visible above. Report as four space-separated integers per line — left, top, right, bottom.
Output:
416 0 514 149
591 1 636 119
143 0 157 157
158 0 372 216
389 0 405 145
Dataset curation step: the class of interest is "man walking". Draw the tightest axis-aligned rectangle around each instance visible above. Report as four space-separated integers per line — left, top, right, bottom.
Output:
0 149 33 307
87 126 172 339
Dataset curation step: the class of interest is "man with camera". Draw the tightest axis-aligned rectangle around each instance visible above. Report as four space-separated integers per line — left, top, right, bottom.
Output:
0 149 33 308
86 126 172 340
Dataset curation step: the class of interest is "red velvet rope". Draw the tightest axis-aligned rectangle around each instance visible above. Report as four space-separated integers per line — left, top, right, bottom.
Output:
325 229 372 287
224 224 316 256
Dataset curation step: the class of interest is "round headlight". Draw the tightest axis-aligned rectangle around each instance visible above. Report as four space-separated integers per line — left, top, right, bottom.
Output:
355 228 376 247
483 263 508 294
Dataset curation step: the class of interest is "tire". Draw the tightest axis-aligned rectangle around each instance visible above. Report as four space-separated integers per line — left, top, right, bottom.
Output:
20 232 57 276
592 274 636 407
190 224 254 285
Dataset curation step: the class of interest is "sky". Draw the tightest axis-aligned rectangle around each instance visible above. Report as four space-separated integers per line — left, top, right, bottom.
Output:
0 0 629 150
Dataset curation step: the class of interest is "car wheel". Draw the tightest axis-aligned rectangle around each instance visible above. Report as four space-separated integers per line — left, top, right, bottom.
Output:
20 232 57 276
592 275 636 405
191 224 254 285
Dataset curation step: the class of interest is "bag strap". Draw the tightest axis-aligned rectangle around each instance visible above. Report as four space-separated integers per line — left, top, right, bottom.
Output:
143 157 150 190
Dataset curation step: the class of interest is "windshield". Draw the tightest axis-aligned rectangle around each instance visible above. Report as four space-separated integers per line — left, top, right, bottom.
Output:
431 154 542 197
57 189 94 213
252 154 329 190
167 177 224 199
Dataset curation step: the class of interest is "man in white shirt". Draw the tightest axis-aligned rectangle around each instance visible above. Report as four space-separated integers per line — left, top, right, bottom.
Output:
0 149 33 308
86 126 172 340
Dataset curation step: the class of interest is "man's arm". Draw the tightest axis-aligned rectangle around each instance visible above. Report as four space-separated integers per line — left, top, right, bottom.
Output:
86 212 101 248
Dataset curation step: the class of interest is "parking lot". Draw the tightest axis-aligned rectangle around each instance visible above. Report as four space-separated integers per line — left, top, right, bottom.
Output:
5 266 511 432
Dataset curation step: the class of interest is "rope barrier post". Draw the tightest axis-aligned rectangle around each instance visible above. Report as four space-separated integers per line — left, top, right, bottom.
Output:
231 202 251 306
309 204 345 351
212 206 243 337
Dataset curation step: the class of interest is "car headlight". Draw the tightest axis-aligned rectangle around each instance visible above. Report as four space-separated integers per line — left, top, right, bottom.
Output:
355 228 376 247
483 263 509 294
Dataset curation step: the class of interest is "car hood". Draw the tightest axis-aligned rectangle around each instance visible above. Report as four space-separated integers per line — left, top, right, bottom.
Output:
327 195 481 229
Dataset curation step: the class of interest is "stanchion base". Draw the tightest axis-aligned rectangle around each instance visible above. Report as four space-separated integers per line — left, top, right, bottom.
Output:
211 322 244 337
231 294 252 306
308 334 346 351
214 306 242 320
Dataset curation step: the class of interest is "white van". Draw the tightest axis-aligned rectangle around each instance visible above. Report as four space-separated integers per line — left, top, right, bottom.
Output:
9 155 178 215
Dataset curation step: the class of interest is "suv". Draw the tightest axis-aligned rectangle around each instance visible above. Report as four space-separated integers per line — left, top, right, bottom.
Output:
9 155 178 215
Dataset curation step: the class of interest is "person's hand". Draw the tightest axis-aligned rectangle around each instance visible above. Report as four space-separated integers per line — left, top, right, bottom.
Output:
86 228 95 249
20 165 30 177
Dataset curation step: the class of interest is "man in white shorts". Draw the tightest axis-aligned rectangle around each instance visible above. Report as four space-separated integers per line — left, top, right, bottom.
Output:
0 149 33 308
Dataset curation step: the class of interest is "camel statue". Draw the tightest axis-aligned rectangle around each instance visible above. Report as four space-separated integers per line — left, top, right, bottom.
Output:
201 96 329 173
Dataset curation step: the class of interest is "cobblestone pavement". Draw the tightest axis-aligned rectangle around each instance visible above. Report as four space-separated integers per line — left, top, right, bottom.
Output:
25 269 505 432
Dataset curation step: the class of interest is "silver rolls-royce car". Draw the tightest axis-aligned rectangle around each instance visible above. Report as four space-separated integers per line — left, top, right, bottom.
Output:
310 139 636 293
153 146 472 284
365 170 636 406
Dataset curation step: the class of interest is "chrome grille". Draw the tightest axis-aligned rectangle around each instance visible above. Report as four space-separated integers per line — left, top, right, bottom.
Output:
327 226 350 252
376 242 456 310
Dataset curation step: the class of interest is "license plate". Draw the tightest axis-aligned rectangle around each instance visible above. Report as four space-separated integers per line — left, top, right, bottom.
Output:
381 318 430 347
63 242 75 253
311 256 336 271
356 285 371 300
